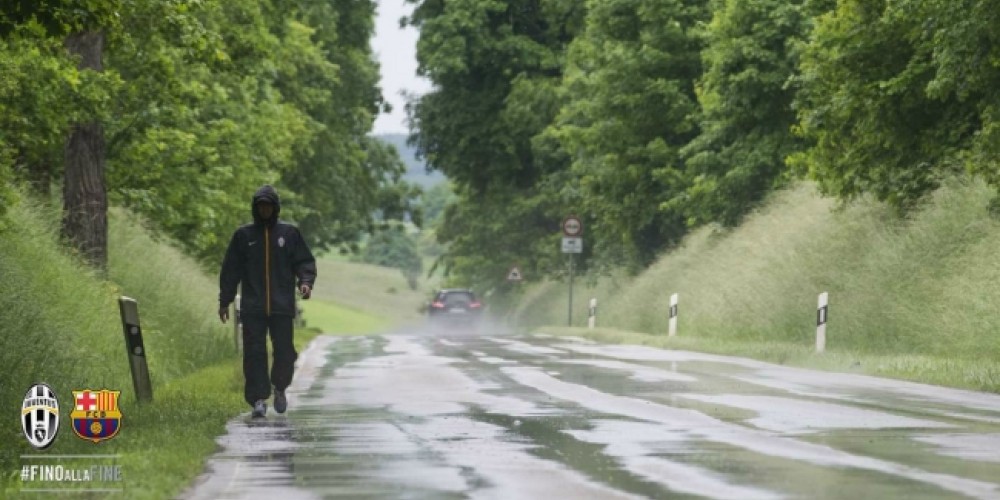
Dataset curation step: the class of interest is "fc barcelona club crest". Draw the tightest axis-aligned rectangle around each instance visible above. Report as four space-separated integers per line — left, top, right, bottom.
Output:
71 389 122 444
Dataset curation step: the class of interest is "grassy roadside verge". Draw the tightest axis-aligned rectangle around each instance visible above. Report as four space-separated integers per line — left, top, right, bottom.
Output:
0 191 388 498
4 327 326 499
537 327 1000 392
518 180 1000 394
299 299 392 334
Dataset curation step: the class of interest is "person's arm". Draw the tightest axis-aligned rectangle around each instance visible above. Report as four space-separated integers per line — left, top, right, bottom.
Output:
292 228 317 299
219 230 243 321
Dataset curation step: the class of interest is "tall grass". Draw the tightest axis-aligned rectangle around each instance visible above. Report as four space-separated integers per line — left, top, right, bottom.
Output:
108 209 232 379
0 193 397 498
518 179 1000 388
0 195 232 483
310 256 437 325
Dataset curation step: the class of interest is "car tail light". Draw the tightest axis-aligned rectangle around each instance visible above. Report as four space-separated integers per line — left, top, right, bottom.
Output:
431 301 445 309
470 302 482 308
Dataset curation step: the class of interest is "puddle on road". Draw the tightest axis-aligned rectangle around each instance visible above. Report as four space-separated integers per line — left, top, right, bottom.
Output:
286 409 469 498
191 334 1000 500
562 420 780 499
284 336 641 499
471 411 691 500
500 366 1000 500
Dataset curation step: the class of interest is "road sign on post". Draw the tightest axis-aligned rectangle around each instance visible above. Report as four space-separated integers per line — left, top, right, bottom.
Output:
561 216 585 326
561 237 583 253
507 265 523 282
562 216 583 237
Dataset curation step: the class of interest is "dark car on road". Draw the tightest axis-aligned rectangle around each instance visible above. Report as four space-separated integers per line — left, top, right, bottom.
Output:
427 289 483 325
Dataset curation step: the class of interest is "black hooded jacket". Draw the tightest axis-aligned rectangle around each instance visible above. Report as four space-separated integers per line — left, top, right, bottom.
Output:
219 185 317 317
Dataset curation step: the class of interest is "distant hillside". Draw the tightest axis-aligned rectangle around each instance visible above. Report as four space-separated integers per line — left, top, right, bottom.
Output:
375 133 446 189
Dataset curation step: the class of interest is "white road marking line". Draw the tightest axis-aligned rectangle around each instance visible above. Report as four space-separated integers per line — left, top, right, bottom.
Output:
566 420 782 500
914 434 1000 463
487 337 567 356
502 367 1000 500
400 417 641 500
558 343 1000 415
678 394 954 434
559 358 697 383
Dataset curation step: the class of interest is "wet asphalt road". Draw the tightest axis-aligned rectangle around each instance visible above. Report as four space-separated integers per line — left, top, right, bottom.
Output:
185 331 1000 500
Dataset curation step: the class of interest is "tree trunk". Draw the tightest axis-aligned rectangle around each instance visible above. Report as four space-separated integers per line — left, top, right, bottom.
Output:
62 31 107 271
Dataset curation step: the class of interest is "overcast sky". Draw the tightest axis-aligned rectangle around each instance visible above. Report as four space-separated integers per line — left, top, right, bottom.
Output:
371 0 433 135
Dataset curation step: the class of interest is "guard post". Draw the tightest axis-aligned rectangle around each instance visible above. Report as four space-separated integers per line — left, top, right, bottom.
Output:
588 298 597 329
668 293 679 337
816 292 829 353
233 294 243 353
118 296 153 402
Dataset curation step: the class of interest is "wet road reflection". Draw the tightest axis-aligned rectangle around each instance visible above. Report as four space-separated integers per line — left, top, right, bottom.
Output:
185 332 1000 499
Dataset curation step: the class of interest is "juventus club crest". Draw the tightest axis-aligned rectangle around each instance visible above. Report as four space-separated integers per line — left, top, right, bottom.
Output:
71 389 123 444
21 384 60 449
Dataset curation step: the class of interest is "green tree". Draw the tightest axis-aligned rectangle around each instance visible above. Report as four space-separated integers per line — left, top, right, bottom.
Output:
421 182 455 227
275 0 420 255
791 0 999 211
1 0 123 269
678 0 832 227
546 0 710 267
362 225 423 290
1 0 417 266
406 0 585 294
105 0 311 262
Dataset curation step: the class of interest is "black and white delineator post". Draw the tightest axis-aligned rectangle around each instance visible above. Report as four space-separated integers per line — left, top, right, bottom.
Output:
668 293 679 337
233 294 243 353
118 296 153 402
588 298 597 329
816 292 829 353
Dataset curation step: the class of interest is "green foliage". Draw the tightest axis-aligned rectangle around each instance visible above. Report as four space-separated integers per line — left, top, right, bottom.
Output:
421 182 456 227
544 0 710 267
276 0 416 254
433 182 569 292
361 225 424 290
406 0 586 296
524 179 1000 392
1 0 416 265
0 31 117 191
678 0 830 227
0 193 232 475
791 0 1000 211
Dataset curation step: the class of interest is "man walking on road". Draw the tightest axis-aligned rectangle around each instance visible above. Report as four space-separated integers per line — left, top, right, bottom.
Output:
218 185 317 418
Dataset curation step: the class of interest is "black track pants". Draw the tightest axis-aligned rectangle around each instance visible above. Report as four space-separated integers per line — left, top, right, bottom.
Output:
241 313 297 406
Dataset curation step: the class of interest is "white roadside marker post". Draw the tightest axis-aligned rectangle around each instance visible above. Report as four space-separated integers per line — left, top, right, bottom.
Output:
816 292 829 353
668 293 679 337
588 298 597 329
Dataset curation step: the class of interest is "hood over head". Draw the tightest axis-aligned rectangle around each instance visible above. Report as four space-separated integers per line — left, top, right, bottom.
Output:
251 185 281 225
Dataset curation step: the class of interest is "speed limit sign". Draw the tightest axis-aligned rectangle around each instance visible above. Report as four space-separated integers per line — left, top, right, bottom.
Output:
562 216 583 237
